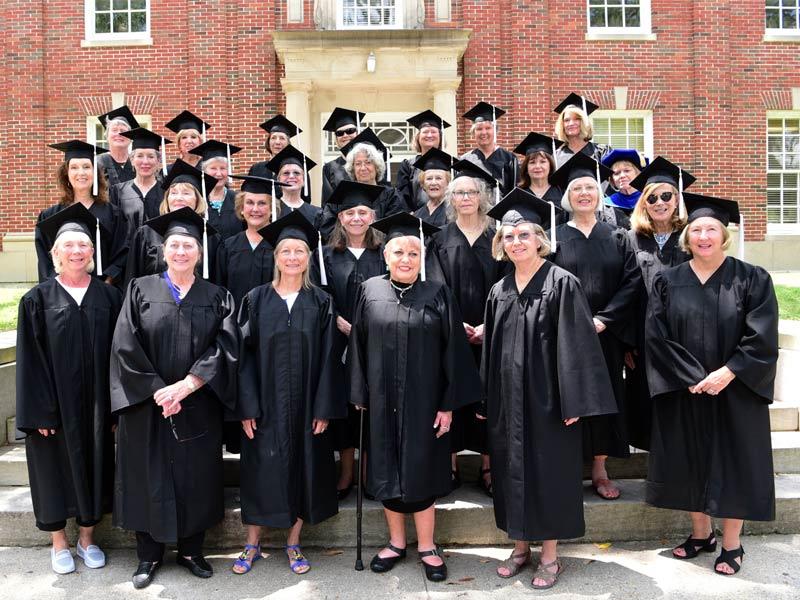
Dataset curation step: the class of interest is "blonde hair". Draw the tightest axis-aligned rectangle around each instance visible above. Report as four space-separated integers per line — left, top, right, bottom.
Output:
678 220 732 255
50 233 95 275
554 107 593 142
160 182 208 216
561 177 604 213
272 238 312 289
412 126 443 153
176 128 201 149
630 182 686 236
492 223 551 261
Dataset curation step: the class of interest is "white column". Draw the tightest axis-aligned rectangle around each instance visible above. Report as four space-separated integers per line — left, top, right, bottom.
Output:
282 80 317 203
431 79 460 154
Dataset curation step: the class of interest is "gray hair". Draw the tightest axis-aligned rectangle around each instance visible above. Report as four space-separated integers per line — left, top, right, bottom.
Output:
444 175 492 229
50 233 95 275
561 177 605 213
201 156 229 171
344 143 386 182
105 117 132 133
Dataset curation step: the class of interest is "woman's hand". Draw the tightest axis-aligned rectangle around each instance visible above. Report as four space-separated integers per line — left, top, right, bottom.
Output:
154 375 204 418
354 405 367 412
593 317 607 334
469 323 485 345
564 417 580 426
37 428 56 437
241 419 257 440
463 322 475 339
689 366 736 396
434 411 452 438
312 419 328 435
336 316 352 336
624 350 636 370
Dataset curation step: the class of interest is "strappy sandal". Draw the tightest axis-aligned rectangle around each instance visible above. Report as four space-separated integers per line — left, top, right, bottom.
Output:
232 543 262 574
369 542 407 573
714 545 744 576
286 544 310 574
531 558 563 590
672 531 717 560
496 547 531 578
479 468 493 497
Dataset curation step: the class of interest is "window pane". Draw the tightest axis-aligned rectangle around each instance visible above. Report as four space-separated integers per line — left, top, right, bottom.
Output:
607 0 623 5
625 7 640 26
95 0 110 10
113 0 128 9
131 0 146 9
131 11 147 32
589 7 606 27
95 12 111 33
589 0 604 4
607 7 623 27
765 0 779 6
113 11 129 32
783 9 798 28
766 9 780 28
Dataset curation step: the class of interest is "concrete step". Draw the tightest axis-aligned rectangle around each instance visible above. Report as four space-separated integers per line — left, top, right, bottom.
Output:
1 475 798 548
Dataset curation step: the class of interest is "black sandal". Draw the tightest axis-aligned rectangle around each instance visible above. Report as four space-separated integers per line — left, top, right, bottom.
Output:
672 531 717 559
478 468 493 498
714 545 744 576
369 543 406 573
419 547 447 582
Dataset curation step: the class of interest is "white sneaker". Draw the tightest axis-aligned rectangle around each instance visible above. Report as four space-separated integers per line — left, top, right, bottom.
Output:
76 541 106 568
51 547 75 574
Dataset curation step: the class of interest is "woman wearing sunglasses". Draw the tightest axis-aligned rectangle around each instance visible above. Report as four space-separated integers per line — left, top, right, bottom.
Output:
321 108 365 205
623 158 692 450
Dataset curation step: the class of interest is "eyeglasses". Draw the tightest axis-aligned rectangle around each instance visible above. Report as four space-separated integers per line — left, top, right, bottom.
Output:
453 190 479 199
647 191 675 204
335 127 358 137
502 231 532 244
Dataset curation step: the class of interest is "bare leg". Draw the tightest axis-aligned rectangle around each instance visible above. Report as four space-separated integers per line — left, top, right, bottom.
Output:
338 448 355 490
591 455 620 499
413 506 442 567
673 512 714 558
77 525 95 548
532 540 560 587
481 454 491 489
377 508 407 559
716 518 744 574
286 519 309 574
51 529 69 552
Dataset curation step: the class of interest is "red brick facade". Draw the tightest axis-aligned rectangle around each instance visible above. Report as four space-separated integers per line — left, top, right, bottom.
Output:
2 1 799 244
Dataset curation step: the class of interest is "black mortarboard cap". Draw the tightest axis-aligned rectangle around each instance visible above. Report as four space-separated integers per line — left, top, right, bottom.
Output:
370 211 440 241
189 139 242 161
36 202 106 247
452 159 498 188
98 105 140 130
165 110 211 134
630 156 696 192
413 148 457 172
549 152 611 190
230 174 287 195
144 206 216 242
463 102 506 123
488 187 561 227
49 140 108 162
259 115 302 138
161 159 217 193
339 127 391 160
121 128 172 151
326 181 384 211
406 110 451 130
266 145 317 174
258 209 320 249
553 93 600 115
513 132 564 157
322 107 366 132
682 193 740 226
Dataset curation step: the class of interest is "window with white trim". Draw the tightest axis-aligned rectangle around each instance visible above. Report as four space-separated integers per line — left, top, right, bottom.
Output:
590 110 654 159
587 0 651 34
766 1 800 33
338 0 404 29
87 114 152 149
85 0 150 42
767 113 800 229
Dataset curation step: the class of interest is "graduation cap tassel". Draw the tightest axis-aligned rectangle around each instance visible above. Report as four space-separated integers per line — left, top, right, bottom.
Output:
386 152 391 183
202 123 206 144
226 143 233 186
202 219 209 279
201 172 207 201
441 117 445 150
271 193 277 223
419 218 427 282
595 162 604 217
161 138 168 176
492 106 497 143
581 95 587 115
92 146 98 197
550 201 557 253
95 218 103 276
356 112 362 133
303 155 309 195
678 170 687 220
552 139 556 157
318 232 328 285
738 212 745 261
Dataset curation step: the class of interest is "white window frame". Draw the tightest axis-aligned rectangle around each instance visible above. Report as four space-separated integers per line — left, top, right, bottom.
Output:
585 0 655 41
764 0 800 41
83 0 152 46
336 0 404 30
766 111 800 234
87 114 152 149
590 109 654 159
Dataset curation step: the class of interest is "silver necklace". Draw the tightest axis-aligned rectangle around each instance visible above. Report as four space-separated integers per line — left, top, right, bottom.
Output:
389 279 414 304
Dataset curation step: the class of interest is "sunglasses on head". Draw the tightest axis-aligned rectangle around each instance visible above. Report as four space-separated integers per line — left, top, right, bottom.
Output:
647 191 675 204
335 127 358 137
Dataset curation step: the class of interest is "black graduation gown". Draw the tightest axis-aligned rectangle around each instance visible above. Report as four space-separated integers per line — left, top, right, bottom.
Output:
348 276 480 502
234 284 342 527
109 180 163 241
311 246 386 450
318 185 407 240
522 185 568 225
463 147 518 196
433 223 504 453
625 231 689 450
214 231 274 309
207 188 245 240
124 223 222 290
248 160 312 203
481 263 617 541
35 202 129 286
97 152 135 188
396 157 428 211
554 141 611 168
644 258 778 521
322 157 350 206
110 275 238 542
413 202 448 228
552 221 641 459
16 278 122 527
277 200 322 230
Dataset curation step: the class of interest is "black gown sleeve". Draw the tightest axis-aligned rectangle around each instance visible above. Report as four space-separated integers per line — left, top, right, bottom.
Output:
594 230 641 346
322 163 335 206
123 226 148 291
347 283 369 409
232 291 261 420
395 159 417 211
437 285 482 411
318 203 337 241
213 238 229 289
312 292 346 419
477 285 497 418
34 210 54 282
101 206 130 283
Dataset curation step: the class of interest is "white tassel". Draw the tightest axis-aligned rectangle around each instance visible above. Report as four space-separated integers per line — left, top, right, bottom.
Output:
581 95 587 115
356 112 361 133
226 143 232 185
738 212 745 261
318 232 327 285
441 117 445 150
201 171 207 201
202 218 209 279
492 106 497 144
95 218 103 276
550 201 557 253
92 146 98 197
303 155 309 195
678 170 687 220
596 162 604 218
386 151 391 183
419 218 426 282
161 137 167 176
272 190 278 223
494 185 500 206
551 138 556 157
202 123 206 143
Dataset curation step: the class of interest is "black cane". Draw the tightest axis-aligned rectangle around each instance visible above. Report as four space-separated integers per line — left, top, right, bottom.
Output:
354 407 365 571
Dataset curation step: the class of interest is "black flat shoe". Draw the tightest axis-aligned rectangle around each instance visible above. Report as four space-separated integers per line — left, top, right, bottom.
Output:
369 543 407 573
132 560 159 589
337 485 353 501
419 547 447 582
176 555 213 578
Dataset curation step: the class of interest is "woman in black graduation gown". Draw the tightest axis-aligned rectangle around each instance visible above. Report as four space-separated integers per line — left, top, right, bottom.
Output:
397 110 451 211
124 159 220 288
191 139 246 240
248 115 312 203
412 148 455 228
461 102 517 196
550 153 641 500
36 141 129 287
645 194 778 576
96 105 138 188
18 204 122 574
310 181 385 501
268 145 322 228
231 210 341 576
481 192 616 590
110 209 238 589
164 110 210 170
623 158 692 450
349 212 480 583
321 107 364 205
514 132 565 221
552 93 610 167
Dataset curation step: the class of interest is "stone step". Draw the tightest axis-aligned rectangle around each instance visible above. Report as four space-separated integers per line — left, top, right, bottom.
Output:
1 475 798 549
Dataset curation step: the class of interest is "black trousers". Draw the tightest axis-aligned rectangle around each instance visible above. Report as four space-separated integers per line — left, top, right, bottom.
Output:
135 530 205 562
36 516 101 532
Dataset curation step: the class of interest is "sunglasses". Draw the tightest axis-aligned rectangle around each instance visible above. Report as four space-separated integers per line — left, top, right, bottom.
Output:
335 127 358 137
647 191 675 204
